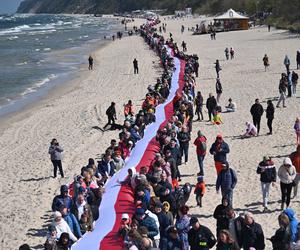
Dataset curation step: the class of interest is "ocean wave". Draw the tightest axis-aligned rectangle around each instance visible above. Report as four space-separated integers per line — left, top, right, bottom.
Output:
20 74 56 96
43 48 51 51
0 23 57 36
7 36 19 40
16 62 28 66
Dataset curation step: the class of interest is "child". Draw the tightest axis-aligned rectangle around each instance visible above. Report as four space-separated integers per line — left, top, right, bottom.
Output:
194 176 206 207
213 110 223 125
294 117 300 145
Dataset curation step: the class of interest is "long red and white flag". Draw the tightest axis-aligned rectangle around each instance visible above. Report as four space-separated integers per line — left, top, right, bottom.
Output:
72 48 185 250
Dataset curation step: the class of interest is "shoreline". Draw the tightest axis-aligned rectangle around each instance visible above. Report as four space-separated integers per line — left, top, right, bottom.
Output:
0 33 115 134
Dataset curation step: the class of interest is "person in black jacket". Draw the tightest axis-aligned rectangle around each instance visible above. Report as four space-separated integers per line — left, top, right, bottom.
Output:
269 213 292 250
250 98 264 135
133 58 139 74
206 93 217 122
103 102 117 130
188 217 216 250
256 156 276 212
241 212 265 250
213 197 231 237
266 100 275 135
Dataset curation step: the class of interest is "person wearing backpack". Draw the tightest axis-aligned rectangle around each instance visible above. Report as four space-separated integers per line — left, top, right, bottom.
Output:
103 102 117 130
216 161 237 207
194 130 207 176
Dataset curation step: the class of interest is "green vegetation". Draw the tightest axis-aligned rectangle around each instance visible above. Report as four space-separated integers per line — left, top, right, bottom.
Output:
17 0 300 31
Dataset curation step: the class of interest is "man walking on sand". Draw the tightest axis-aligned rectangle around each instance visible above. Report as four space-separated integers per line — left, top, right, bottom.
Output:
250 99 264 135
133 58 139 74
276 73 288 108
103 102 117 130
88 55 93 70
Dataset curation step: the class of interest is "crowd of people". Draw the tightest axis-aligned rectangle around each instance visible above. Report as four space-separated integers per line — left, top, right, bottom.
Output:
18 18 300 250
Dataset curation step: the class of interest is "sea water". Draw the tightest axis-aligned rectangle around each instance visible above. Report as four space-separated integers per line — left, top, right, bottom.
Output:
0 14 121 116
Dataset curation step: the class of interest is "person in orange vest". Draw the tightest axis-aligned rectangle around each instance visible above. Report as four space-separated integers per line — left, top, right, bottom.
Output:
290 145 300 198
124 100 135 118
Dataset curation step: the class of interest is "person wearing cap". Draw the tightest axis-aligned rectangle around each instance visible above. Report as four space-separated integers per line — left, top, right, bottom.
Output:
278 157 296 210
250 98 264 135
118 213 131 240
59 204 82 239
188 216 216 250
51 185 73 212
154 201 172 247
175 205 190 250
209 135 230 175
216 161 237 206
241 212 265 250
194 130 207 175
51 211 77 242
135 208 159 241
290 145 300 198
256 156 276 212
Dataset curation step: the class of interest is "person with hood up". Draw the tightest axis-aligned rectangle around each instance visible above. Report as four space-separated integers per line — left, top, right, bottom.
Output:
51 211 77 242
52 185 73 212
290 145 300 198
256 156 276 212
57 232 71 250
209 134 230 175
278 157 296 210
216 162 237 207
283 208 299 242
242 122 257 138
213 197 231 237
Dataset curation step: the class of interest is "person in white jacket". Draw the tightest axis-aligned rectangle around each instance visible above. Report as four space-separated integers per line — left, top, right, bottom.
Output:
278 157 296 210
52 211 77 242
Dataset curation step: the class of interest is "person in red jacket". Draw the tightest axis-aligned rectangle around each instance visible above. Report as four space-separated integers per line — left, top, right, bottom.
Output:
290 145 300 198
194 130 207 176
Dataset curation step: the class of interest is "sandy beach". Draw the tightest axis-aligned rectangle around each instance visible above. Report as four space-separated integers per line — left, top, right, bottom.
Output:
0 16 299 249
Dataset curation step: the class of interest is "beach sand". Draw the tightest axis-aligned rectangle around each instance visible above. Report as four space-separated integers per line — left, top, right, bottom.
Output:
0 17 299 249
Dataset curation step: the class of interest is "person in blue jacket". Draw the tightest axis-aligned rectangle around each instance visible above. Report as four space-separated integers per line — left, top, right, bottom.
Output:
210 134 230 175
283 208 299 242
216 161 237 206
97 153 116 178
51 185 73 212
59 204 82 238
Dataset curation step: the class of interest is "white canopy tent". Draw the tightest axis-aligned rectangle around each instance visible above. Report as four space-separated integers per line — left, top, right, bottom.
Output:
214 9 249 30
